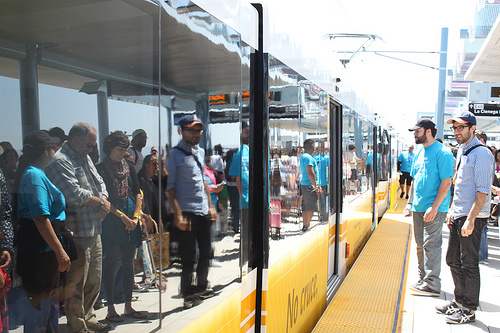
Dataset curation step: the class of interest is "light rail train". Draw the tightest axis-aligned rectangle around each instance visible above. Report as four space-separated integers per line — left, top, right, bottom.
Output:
0 1 402 332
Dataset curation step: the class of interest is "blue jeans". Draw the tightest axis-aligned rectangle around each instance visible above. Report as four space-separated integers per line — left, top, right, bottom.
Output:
478 225 488 261
446 216 486 311
412 211 446 291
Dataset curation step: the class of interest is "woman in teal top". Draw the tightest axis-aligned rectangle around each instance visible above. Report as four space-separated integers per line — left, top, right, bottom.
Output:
16 131 72 330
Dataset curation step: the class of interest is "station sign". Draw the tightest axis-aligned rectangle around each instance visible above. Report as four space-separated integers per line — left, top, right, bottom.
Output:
468 103 500 116
468 82 500 102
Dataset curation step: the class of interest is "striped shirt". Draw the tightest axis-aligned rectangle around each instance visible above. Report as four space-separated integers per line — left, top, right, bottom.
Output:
451 136 494 219
46 143 108 237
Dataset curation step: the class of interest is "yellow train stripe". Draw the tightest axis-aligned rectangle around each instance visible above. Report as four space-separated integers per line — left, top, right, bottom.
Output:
241 268 257 332
240 311 255 332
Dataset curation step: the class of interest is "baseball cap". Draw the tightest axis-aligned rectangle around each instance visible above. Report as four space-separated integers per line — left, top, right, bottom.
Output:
446 110 476 126
23 130 60 154
132 129 147 139
178 115 204 128
408 118 436 132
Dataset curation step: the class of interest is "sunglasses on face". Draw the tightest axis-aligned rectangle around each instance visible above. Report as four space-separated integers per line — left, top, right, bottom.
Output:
184 128 203 134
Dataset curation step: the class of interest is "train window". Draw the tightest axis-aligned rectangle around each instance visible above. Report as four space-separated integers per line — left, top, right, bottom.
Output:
267 58 330 263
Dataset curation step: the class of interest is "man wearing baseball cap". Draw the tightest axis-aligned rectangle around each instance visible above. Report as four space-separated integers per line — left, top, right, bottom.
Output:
435 111 494 324
127 129 147 173
404 118 454 298
167 114 216 308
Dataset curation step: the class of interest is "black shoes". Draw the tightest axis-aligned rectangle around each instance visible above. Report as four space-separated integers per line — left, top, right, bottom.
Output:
400 191 405 198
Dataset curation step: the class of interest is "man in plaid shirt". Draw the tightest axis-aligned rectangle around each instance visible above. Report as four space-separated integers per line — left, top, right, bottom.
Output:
47 123 112 333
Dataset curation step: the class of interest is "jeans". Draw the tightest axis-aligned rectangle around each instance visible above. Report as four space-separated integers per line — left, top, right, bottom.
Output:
103 241 136 305
318 186 328 222
478 225 488 262
178 213 212 297
446 216 486 311
412 211 446 291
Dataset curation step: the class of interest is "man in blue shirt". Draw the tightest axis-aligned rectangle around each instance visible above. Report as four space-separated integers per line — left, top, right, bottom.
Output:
314 140 329 223
435 111 494 324
397 144 414 199
300 139 322 231
167 115 217 308
404 118 454 297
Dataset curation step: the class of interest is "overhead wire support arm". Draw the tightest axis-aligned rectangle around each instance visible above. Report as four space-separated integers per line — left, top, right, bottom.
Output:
324 33 383 67
373 51 440 70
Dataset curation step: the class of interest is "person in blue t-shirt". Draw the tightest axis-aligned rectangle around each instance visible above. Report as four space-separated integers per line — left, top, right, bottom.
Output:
229 121 250 268
300 139 322 231
397 145 414 199
314 140 329 223
16 131 71 331
404 119 454 297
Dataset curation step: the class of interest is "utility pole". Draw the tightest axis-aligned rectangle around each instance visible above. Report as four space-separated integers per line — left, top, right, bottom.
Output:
436 28 448 139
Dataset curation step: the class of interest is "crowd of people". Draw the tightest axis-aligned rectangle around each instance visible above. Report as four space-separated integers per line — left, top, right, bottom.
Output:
402 110 497 325
3 109 495 330
0 115 276 331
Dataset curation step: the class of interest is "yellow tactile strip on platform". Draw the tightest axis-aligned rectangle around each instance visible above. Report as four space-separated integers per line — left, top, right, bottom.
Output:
313 218 411 333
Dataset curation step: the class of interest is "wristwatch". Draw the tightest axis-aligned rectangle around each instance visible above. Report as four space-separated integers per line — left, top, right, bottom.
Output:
99 197 104 206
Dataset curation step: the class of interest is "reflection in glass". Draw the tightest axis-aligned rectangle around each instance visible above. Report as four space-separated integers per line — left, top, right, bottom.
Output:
267 56 329 264
1 0 247 331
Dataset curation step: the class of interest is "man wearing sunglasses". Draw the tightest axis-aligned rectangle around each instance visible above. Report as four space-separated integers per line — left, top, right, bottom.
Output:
435 111 494 324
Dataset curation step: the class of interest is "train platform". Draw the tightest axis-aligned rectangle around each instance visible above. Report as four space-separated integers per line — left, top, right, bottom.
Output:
314 196 500 333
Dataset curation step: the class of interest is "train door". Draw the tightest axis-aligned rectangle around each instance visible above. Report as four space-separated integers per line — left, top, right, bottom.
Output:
327 98 342 286
372 125 378 230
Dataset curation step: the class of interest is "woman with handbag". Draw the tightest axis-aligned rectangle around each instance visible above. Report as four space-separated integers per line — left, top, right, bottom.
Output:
16 130 72 332
96 131 146 322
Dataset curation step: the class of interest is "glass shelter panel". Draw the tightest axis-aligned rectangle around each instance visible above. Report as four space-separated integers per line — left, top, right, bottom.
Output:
267 56 330 263
0 1 247 331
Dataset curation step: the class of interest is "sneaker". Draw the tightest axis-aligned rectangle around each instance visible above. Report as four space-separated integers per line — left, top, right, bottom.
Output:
406 195 409 199
445 308 475 324
436 300 461 315
195 287 215 300
410 285 440 297
183 295 201 309
400 191 405 198
409 278 423 291
409 282 421 291
87 322 113 332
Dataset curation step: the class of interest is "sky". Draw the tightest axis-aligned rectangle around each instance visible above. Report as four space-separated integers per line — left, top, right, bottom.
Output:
264 0 478 143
